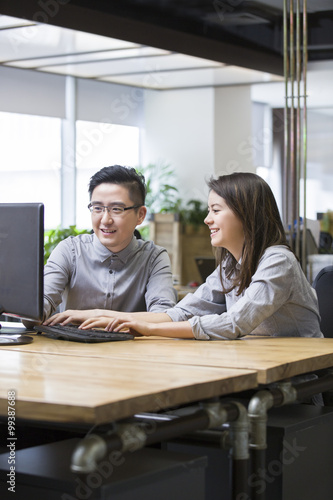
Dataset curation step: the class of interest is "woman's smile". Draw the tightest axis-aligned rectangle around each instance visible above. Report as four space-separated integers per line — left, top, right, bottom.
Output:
205 190 244 260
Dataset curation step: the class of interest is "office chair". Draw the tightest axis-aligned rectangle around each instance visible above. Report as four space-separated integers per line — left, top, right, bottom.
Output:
313 266 333 405
313 265 333 338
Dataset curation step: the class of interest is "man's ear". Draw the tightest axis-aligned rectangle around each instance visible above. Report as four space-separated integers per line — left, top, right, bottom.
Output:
137 206 147 225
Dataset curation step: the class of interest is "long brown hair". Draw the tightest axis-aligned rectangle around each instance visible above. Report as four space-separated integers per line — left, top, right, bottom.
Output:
207 172 289 295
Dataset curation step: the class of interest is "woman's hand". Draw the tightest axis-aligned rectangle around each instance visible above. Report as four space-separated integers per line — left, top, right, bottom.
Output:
79 316 152 337
79 313 135 330
102 317 194 339
104 317 154 337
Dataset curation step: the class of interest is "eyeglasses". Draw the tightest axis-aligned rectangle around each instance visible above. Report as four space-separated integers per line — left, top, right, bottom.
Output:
88 203 141 216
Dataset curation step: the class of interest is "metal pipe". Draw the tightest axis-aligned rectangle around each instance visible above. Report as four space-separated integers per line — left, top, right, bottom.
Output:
228 402 250 500
247 373 333 500
70 401 240 474
289 0 297 250
294 373 333 401
284 0 309 269
248 385 296 500
168 402 249 498
248 391 274 451
168 428 231 449
295 0 301 258
248 390 275 500
302 0 308 271
283 0 290 228
71 433 120 474
164 402 250 498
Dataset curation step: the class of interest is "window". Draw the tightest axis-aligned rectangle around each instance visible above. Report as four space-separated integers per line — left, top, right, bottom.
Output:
0 111 61 228
75 120 140 228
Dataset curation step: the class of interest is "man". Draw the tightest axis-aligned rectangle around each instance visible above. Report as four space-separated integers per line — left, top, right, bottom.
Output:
39 165 177 326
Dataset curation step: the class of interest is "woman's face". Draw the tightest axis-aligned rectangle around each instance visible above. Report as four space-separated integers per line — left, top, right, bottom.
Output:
204 190 245 261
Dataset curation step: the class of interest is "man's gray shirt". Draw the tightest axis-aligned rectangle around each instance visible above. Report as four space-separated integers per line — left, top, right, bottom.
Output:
43 233 177 319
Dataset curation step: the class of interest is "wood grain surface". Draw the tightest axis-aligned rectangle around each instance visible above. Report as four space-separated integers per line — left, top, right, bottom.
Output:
4 333 333 383
0 346 257 424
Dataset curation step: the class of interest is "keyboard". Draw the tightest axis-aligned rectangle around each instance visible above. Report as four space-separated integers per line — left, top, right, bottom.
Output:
34 324 133 343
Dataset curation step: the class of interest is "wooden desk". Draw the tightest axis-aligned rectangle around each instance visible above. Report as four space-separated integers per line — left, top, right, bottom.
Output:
2 334 333 500
2 334 333 425
7 333 333 384
0 337 257 424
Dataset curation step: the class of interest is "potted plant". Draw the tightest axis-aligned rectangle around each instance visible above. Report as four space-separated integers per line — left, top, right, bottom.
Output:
136 162 182 240
136 162 181 217
44 225 91 264
179 199 208 235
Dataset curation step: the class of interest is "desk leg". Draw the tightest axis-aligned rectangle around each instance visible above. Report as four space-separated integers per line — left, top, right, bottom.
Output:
248 390 276 500
229 402 249 500
248 373 333 500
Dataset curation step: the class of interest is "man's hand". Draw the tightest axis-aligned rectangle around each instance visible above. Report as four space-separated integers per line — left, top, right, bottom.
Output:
43 309 101 326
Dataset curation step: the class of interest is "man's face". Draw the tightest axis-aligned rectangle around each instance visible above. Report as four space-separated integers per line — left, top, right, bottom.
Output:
90 183 146 252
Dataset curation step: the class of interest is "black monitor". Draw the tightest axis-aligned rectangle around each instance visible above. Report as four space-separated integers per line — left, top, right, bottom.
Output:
0 203 44 334
195 256 216 283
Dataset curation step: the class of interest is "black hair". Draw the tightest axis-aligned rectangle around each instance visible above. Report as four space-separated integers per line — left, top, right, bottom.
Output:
88 165 146 206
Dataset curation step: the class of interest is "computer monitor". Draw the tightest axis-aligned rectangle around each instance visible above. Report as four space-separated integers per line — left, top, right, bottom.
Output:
195 256 216 283
0 203 44 334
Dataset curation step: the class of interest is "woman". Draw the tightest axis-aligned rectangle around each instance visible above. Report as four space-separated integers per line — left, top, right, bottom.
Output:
79 172 322 341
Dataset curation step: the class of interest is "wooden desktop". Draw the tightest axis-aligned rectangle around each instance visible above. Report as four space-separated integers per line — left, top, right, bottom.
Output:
1 332 333 499
2 332 333 424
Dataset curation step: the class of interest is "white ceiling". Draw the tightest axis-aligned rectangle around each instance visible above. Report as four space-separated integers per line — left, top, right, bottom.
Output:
0 14 283 90
1 13 332 112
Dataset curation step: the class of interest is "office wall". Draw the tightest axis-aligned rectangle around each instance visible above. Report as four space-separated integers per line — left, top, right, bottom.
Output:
142 85 257 202
214 85 255 176
142 87 215 202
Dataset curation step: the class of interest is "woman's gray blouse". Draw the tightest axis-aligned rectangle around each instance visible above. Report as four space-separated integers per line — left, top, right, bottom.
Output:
166 245 322 340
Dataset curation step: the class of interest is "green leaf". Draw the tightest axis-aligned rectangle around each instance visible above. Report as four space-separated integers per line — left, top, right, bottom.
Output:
44 225 90 264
